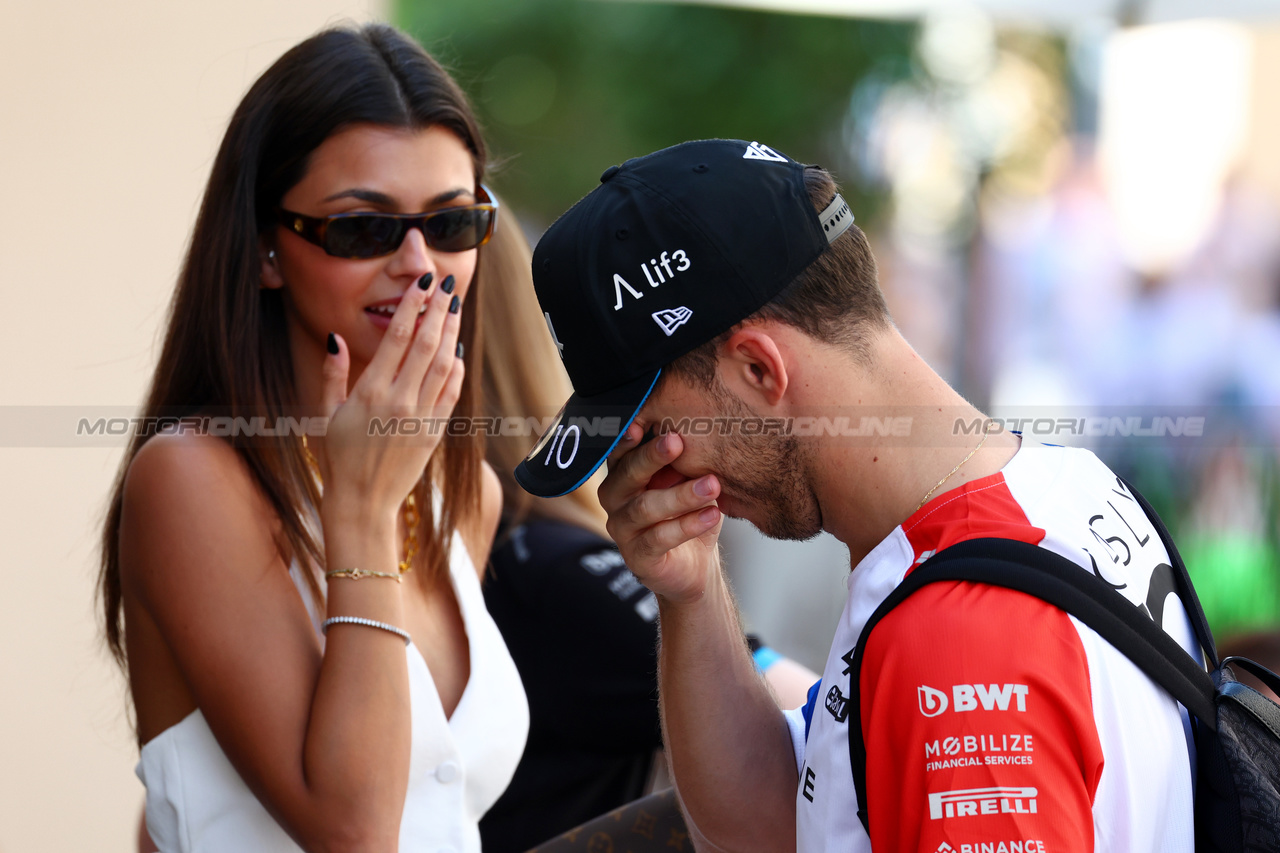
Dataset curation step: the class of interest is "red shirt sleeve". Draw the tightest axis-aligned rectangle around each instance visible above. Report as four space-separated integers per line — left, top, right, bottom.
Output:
860 580 1104 853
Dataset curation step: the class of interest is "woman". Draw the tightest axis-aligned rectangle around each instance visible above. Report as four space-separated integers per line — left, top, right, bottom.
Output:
103 24 527 852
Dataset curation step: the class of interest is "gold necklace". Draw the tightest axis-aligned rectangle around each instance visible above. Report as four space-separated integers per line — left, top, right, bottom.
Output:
301 435 419 574
912 428 989 514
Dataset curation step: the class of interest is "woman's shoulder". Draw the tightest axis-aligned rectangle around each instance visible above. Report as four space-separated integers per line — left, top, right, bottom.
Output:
479 458 502 527
121 432 284 585
126 431 264 511
456 459 503 578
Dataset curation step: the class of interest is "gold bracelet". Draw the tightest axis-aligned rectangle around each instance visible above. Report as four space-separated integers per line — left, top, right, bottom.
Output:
325 567 402 583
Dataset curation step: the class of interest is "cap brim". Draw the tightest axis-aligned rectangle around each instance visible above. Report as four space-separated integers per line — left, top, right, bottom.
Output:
514 368 662 498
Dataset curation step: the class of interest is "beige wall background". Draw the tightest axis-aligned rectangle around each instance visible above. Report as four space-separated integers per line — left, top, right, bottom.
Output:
0 1 385 850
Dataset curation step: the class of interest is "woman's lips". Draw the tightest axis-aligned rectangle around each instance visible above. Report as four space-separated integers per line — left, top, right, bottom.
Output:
364 302 426 331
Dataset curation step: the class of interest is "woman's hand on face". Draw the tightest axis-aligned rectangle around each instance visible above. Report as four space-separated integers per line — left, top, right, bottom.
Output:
319 273 465 518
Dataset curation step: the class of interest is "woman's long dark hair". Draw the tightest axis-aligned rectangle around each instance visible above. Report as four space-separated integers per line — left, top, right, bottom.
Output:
99 24 488 665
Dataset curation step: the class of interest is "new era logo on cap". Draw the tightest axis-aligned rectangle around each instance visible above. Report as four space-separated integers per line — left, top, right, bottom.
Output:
652 306 692 336
743 141 788 162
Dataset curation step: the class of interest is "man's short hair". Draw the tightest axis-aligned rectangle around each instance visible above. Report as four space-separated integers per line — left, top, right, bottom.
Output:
666 167 889 388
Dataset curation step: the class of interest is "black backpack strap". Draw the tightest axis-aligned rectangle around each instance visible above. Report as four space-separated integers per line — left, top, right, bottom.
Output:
845 535 1217 834
1118 477 1219 668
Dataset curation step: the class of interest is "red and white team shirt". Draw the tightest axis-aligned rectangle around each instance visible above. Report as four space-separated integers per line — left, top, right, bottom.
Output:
784 443 1199 853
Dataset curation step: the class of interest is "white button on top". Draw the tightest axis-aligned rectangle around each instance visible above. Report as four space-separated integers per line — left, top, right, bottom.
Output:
434 761 459 784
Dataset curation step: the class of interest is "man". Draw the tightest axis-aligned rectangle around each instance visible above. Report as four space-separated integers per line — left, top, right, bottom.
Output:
515 140 1199 852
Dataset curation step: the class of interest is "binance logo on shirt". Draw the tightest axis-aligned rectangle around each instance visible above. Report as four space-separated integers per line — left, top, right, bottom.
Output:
948 841 1047 853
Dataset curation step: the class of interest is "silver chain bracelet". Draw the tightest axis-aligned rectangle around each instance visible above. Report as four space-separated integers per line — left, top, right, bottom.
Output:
321 615 411 646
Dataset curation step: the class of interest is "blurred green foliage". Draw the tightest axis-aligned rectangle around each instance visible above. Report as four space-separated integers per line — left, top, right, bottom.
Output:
397 0 916 229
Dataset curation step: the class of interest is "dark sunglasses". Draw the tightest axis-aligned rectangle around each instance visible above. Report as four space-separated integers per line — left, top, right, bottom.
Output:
277 185 499 259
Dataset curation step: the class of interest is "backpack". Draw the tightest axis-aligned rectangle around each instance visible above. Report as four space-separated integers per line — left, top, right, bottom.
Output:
845 481 1280 852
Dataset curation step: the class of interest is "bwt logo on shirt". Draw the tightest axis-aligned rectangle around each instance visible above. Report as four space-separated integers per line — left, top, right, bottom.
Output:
928 786 1038 820
918 684 1029 717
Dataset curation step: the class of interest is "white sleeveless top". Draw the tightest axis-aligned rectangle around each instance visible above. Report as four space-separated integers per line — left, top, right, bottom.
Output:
135 530 529 853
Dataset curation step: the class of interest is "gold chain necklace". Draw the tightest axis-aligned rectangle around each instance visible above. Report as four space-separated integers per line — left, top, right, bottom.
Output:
301 435 419 574
912 428 989 515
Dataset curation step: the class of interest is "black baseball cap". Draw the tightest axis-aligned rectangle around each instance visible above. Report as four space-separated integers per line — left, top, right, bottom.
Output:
515 139 854 497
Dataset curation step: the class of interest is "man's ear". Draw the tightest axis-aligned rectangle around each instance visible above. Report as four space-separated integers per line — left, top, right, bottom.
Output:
720 325 788 406
260 243 283 290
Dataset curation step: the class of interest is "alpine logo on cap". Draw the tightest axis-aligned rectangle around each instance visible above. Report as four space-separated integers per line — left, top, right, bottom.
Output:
743 141 788 162
652 306 692 336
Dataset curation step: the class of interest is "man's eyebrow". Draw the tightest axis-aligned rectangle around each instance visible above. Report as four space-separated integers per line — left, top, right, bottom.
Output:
321 187 474 206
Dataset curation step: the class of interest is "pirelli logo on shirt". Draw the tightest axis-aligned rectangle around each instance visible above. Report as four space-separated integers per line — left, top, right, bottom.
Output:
928 786 1038 820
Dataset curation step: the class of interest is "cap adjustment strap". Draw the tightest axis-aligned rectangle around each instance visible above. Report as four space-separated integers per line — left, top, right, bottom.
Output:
819 193 854 244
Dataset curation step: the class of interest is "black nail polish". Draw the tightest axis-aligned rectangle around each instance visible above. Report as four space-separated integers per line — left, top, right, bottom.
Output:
449 295 460 314
455 342 464 359
327 332 338 355
440 274 456 294
417 272 433 290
